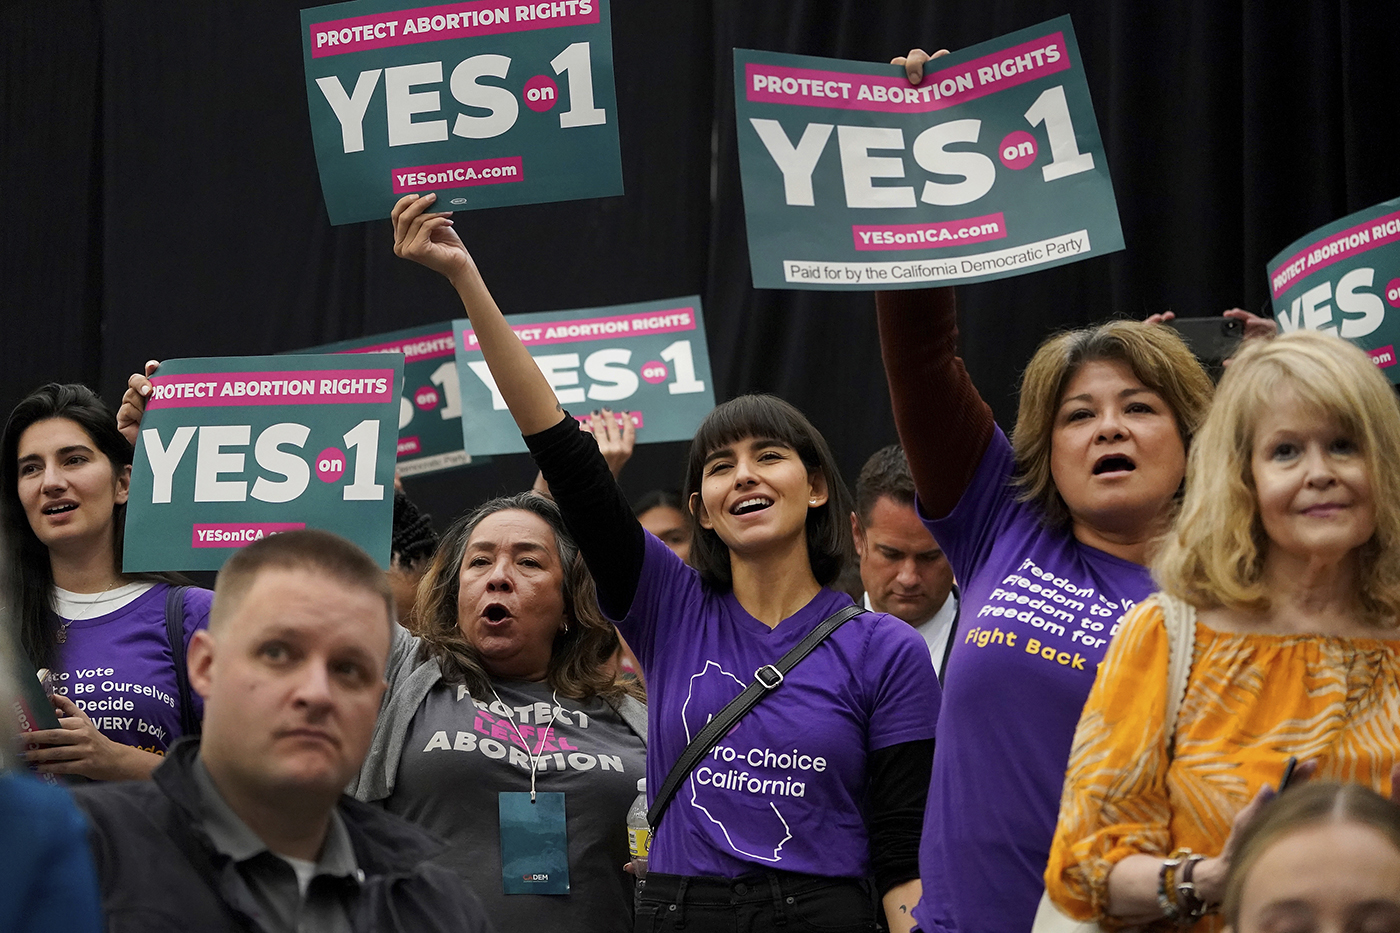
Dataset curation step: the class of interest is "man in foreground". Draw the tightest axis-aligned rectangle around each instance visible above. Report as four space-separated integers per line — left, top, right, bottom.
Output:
74 529 494 933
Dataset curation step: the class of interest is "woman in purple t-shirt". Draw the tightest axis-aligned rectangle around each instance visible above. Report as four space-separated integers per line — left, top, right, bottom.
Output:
392 193 940 933
1 384 210 781
875 270 1217 931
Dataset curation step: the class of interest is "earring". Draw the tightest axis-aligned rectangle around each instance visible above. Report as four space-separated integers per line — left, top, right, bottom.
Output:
561 622 570 634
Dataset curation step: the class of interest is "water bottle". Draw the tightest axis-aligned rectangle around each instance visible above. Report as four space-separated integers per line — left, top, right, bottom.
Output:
626 777 650 879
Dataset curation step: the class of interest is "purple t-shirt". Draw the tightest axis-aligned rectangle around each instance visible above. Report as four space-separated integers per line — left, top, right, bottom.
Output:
54 584 212 755
914 428 1151 933
614 534 939 879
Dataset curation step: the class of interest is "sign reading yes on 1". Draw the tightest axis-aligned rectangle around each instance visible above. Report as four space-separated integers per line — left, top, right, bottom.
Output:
734 15 1123 290
301 0 623 225
124 354 403 571
1267 196 1400 383
454 297 715 456
304 322 478 476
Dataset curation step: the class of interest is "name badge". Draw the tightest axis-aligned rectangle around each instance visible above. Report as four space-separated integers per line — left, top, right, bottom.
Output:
499 792 570 895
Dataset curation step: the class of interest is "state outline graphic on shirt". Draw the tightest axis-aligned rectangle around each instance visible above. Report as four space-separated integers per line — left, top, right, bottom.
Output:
681 660 793 862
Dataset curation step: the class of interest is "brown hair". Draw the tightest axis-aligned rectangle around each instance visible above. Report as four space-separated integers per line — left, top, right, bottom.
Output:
1222 782 1400 927
1154 331 1400 623
412 492 639 703
1011 320 1213 528
211 528 395 632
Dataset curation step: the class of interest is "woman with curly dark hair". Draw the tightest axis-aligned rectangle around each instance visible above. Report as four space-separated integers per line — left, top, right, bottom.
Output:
349 491 647 933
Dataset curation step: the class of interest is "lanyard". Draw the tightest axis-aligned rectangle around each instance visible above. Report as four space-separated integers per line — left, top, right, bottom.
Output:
488 684 562 803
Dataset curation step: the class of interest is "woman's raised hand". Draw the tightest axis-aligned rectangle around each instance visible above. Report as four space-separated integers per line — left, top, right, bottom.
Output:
392 193 474 283
586 408 637 479
116 360 160 446
891 47 951 85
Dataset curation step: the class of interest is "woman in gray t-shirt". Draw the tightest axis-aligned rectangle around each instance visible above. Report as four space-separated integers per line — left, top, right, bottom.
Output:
350 492 647 933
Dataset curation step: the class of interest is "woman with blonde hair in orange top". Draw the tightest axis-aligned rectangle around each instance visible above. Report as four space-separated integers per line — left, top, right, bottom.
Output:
1046 329 1400 931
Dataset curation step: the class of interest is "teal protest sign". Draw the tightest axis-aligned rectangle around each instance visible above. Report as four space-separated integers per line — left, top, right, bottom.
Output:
304 323 477 476
301 0 622 225
1267 196 1400 383
734 16 1123 290
454 297 714 456
124 355 403 571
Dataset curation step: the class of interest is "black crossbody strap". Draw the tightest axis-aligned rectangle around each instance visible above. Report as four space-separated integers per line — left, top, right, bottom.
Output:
164 585 201 737
647 603 866 829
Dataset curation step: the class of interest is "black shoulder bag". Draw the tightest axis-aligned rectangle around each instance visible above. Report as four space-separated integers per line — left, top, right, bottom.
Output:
647 603 866 830
164 586 201 737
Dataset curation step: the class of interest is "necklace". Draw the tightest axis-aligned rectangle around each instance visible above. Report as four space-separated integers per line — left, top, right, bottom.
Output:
487 683 563 803
55 579 119 644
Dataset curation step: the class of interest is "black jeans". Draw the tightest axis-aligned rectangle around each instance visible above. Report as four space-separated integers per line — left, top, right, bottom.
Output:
635 870 880 933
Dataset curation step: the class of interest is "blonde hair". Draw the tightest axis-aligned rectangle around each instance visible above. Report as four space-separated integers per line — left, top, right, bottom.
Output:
1154 330 1400 622
1012 321 1214 527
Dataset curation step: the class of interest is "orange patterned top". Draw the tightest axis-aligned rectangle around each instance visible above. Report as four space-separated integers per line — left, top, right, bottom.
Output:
1045 596 1400 932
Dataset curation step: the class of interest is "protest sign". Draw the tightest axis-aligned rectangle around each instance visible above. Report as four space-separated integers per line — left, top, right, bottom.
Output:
304 323 477 476
454 296 714 456
733 16 1123 290
124 354 403 571
301 0 623 225
1267 196 1400 382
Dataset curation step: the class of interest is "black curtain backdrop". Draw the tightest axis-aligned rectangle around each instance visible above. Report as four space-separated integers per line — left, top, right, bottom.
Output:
3 0 1398 530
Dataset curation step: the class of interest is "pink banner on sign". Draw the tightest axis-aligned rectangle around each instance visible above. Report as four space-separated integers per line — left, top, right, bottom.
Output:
853 213 1008 251
192 523 305 548
1370 345 1397 369
398 436 422 456
1270 209 1400 298
460 307 697 349
343 332 455 362
391 158 524 194
744 33 1069 114
309 0 600 58
146 370 395 409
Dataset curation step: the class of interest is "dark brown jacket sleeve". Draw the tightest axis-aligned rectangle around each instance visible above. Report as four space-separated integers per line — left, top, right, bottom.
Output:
875 287 996 520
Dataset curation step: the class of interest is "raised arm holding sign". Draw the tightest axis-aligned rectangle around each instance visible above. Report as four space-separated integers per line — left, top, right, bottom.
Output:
873 41 1221 933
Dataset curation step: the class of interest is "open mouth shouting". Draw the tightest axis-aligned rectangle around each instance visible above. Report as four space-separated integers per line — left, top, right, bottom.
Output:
730 496 774 516
1092 454 1137 477
482 602 513 624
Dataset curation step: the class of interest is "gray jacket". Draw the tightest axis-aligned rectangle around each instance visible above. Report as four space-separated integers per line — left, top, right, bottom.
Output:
350 624 647 802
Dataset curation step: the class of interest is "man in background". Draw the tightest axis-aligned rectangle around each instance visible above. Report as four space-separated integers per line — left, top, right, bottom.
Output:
851 446 959 682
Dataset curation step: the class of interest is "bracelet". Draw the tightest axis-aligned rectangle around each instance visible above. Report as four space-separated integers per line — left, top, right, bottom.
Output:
1156 851 1187 923
1175 854 1212 925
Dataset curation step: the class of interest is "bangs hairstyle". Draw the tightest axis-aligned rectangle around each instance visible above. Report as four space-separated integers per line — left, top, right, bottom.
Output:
412 492 638 702
1154 330 1400 622
683 395 854 592
1012 321 1213 528
1222 782 1400 927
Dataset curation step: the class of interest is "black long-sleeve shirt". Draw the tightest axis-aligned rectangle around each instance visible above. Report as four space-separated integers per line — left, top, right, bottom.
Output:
525 415 932 894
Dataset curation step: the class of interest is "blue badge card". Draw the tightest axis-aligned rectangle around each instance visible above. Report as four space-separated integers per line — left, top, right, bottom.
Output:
499 791 570 894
